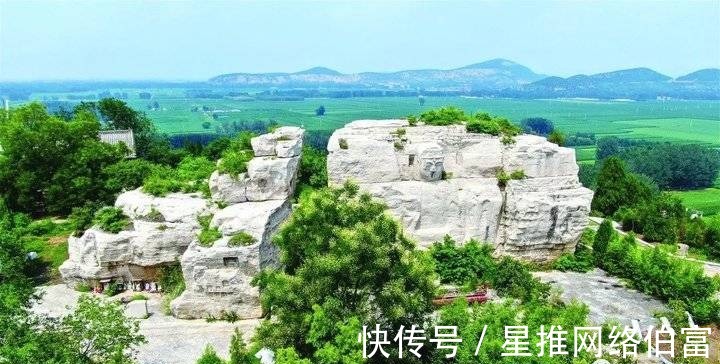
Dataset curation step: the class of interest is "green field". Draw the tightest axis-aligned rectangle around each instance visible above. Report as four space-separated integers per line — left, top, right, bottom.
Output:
671 188 720 217
118 96 720 144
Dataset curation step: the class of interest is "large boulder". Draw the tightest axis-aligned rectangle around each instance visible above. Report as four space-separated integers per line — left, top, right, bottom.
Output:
327 120 593 262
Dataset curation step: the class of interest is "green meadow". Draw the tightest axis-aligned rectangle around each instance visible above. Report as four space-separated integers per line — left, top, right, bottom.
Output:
111 95 720 145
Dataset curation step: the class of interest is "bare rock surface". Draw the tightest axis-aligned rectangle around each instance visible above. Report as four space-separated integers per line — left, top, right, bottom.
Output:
534 269 665 329
327 120 593 261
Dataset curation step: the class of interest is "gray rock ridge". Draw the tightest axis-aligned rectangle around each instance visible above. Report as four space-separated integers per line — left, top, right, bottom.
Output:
60 127 305 320
327 120 593 262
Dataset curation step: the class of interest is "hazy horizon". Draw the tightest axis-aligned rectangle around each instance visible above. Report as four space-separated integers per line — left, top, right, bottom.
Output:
1 0 719 81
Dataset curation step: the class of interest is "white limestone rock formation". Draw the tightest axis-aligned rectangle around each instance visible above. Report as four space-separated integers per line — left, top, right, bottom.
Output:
327 120 593 262
59 190 215 286
170 200 291 319
60 126 304 320
171 127 303 319
209 127 304 205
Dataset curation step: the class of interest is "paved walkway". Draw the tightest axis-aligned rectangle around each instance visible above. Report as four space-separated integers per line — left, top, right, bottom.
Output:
588 217 720 277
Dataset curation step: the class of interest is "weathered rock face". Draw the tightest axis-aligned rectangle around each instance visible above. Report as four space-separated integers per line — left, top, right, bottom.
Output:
170 201 291 319
60 126 305 321
171 127 303 319
59 191 215 286
327 120 592 262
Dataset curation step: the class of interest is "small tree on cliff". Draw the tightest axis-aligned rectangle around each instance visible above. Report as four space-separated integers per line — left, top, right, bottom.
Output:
253 182 436 361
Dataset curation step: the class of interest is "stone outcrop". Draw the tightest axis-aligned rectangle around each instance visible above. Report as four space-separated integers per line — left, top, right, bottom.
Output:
171 127 303 319
327 120 592 262
59 191 214 286
60 126 304 321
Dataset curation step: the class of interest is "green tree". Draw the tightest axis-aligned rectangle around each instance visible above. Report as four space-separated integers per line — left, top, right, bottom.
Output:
0 102 104 214
593 219 614 263
196 345 226 364
296 146 328 196
253 182 436 361
591 157 655 216
60 295 146 363
228 328 253 364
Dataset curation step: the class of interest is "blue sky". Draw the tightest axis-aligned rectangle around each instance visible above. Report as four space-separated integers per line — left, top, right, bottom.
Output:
1 0 718 81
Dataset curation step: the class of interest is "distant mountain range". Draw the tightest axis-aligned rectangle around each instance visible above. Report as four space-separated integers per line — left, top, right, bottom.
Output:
209 59 548 90
209 59 720 100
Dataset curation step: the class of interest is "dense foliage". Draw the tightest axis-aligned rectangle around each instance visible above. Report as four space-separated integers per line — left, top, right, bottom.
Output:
142 156 215 196
594 231 720 324
591 157 657 216
596 137 720 189
93 206 131 233
429 237 549 303
253 182 437 362
0 205 145 363
0 103 125 215
217 132 255 177
296 146 328 197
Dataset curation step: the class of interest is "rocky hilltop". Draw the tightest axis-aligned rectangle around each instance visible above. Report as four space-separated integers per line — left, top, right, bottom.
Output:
327 120 593 262
60 127 304 320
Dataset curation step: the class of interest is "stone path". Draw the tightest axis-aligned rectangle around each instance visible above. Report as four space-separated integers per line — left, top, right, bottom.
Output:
32 284 260 364
534 269 666 329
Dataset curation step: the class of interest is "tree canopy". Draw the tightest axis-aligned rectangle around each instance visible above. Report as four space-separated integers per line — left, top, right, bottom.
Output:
253 182 436 361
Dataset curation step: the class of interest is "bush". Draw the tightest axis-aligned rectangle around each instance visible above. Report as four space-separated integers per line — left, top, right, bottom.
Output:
547 130 566 146
337 138 348 149
419 106 469 125
430 236 550 303
430 236 496 287
196 345 224 364
493 257 550 302
103 159 161 193
553 244 594 273
228 232 256 247
406 115 418 126
158 262 185 315
595 230 720 324
104 282 122 296
593 219 614 263
68 202 102 237
228 328 253 364
75 282 91 292
296 146 327 194
142 156 214 196
197 214 222 247
520 117 555 136
25 219 57 236
93 207 130 233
